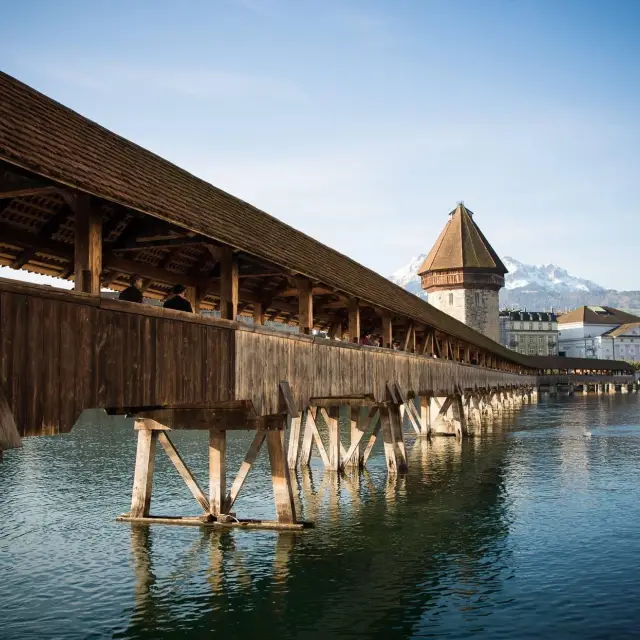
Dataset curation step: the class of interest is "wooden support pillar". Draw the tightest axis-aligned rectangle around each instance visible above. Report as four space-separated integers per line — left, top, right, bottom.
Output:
286 413 302 469
451 394 468 437
209 430 226 517
130 429 158 518
419 395 431 436
347 407 361 469
379 407 397 473
348 298 360 343
266 428 297 524
220 248 239 320
295 276 313 335
74 194 102 294
185 285 205 314
389 404 408 471
253 301 265 326
382 313 393 349
326 407 341 471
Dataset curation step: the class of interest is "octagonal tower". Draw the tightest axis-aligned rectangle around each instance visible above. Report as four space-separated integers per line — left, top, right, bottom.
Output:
418 203 507 342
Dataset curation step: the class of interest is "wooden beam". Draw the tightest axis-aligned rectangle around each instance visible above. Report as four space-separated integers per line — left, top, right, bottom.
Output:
219 248 239 320
266 428 297 524
348 298 360 343
209 430 226 517
295 276 313 334
158 432 209 513
130 429 158 518
115 236 203 252
382 313 392 348
0 180 59 199
253 301 265 325
11 204 72 269
74 194 102 294
225 431 266 511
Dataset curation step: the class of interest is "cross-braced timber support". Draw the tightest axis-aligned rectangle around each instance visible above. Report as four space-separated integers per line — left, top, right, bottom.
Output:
117 400 308 531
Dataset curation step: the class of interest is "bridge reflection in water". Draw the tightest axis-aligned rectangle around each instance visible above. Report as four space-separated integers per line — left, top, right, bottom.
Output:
121 429 514 639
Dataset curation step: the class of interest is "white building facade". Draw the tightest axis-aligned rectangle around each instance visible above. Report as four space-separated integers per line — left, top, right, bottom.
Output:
558 306 640 361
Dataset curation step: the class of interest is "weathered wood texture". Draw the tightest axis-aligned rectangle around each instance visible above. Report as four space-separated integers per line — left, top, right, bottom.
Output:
0 278 536 437
0 280 234 436
234 328 537 416
0 384 21 451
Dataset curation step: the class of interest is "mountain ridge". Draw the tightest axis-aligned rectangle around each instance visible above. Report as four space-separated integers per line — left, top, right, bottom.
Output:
389 255 640 312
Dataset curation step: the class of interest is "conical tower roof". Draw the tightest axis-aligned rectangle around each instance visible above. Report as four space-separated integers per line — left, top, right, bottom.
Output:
417 203 507 275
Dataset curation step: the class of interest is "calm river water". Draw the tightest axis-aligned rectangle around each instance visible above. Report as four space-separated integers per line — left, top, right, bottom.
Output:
2 394 640 639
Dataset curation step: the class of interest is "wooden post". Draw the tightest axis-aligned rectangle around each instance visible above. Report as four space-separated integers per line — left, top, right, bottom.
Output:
220 248 238 320
299 408 314 467
347 407 361 470
130 429 158 518
287 413 302 468
253 301 265 326
419 395 430 436
326 407 340 471
379 407 397 473
295 276 313 335
74 194 102 294
382 313 392 349
209 430 226 517
348 298 360 343
266 428 297 524
185 285 204 314
389 404 408 471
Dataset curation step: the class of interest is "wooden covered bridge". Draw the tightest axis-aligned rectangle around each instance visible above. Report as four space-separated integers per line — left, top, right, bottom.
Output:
0 72 612 528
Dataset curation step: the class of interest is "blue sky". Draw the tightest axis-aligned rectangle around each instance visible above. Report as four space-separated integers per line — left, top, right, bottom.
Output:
1 0 639 289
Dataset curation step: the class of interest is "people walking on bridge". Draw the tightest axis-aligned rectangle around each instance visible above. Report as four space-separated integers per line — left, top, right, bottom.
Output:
118 273 144 303
163 284 193 313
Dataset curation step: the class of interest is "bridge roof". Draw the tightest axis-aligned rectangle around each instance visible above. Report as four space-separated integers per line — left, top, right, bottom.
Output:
0 72 530 365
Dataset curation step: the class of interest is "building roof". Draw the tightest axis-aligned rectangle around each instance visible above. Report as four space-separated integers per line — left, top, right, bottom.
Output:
527 356 633 372
500 311 557 322
557 306 640 326
0 71 532 367
601 322 640 338
417 203 507 275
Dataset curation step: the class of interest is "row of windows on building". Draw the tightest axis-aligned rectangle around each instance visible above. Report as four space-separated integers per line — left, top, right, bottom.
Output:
510 322 555 331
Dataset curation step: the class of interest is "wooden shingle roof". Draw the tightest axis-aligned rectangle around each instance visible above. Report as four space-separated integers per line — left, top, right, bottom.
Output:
0 71 530 365
418 203 507 275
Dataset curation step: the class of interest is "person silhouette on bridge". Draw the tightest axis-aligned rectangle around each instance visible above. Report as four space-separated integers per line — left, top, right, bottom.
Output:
118 273 144 303
163 284 193 313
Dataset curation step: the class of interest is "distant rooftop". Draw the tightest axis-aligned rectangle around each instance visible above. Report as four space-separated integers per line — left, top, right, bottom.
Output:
500 310 557 322
558 306 640 325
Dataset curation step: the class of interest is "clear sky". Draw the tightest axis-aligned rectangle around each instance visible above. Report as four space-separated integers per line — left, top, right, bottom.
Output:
1 0 639 289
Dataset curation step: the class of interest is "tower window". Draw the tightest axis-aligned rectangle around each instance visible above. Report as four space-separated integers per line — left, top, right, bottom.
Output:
449 293 454 306
474 291 480 305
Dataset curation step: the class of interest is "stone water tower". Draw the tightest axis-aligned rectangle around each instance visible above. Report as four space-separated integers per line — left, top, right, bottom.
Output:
417 203 507 342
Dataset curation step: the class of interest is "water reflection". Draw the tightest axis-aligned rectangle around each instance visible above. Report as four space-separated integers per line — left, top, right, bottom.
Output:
3 396 640 639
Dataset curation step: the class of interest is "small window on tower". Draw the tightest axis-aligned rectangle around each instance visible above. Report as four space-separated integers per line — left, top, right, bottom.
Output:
475 291 480 305
449 293 454 306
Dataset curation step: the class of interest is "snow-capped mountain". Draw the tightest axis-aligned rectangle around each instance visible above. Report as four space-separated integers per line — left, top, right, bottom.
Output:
501 256 604 293
389 255 640 311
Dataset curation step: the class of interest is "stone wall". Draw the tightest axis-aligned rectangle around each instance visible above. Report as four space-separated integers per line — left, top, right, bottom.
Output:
428 287 500 343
